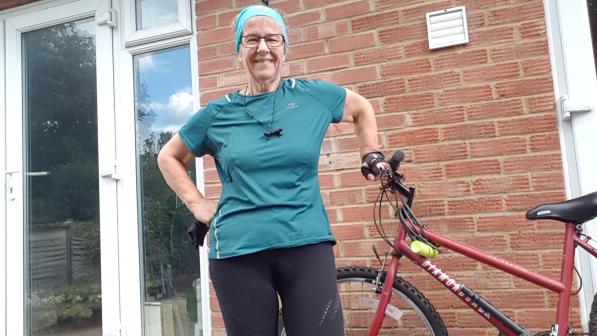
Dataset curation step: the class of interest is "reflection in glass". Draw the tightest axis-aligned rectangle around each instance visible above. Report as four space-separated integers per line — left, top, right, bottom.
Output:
134 45 201 336
136 0 178 30
22 19 101 336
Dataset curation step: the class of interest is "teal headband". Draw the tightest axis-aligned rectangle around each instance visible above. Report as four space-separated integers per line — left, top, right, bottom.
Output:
234 5 288 53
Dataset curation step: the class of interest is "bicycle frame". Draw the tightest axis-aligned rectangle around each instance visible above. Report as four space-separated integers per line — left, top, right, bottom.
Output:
368 217 597 336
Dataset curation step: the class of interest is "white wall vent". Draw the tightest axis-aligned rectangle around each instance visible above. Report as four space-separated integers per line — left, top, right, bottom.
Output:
426 6 469 50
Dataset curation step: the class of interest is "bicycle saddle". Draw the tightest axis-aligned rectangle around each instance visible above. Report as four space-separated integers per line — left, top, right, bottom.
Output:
526 191 597 224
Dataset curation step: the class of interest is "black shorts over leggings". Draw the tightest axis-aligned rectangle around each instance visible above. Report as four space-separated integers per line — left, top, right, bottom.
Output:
209 242 344 336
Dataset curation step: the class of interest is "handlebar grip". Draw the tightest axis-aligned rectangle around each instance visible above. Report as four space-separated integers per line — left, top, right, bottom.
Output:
387 150 405 171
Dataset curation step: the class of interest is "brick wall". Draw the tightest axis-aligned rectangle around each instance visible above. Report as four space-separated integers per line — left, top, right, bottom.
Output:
0 0 39 11
195 0 576 334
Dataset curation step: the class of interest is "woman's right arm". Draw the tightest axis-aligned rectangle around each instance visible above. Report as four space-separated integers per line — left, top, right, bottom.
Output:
157 134 217 225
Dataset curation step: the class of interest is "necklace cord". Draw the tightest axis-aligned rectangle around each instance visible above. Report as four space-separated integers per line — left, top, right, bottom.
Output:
243 80 283 137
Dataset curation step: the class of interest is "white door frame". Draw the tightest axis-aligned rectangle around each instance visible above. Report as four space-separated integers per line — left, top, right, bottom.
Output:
544 0 597 328
2 0 122 334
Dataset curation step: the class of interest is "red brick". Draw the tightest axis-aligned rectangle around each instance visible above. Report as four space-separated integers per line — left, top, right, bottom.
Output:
470 136 527 158
463 62 520 83
198 27 233 46
522 58 552 76
441 121 497 141
423 216 476 233
331 223 366 240
496 77 554 98
339 171 367 187
408 71 462 92
445 159 502 178
198 46 218 60
411 106 466 126
281 60 306 77
458 0 512 10
325 0 371 20
416 180 471 199
468 27 515 46
196 0 233 14
487 2 545 25
357 79 406 99
376 113 408 130
381 59 432 77
274 0 301 14
472 175 531 194
526 95 555 114
319 173 336 189
329 33 376 53
497 114 557 136
198 56 235 75
434 49 489 70
197 15 217 30
439 85 493 105
503 154 562 174
490 40 549 62
286 10 322 27
529 133 560 152
531 172 565 191
412 199 447 217
401 1 453 23
331 66 378 85
352 10 400 32
342 204 387 222
305 22 350 40
319 152 360 171
286 41 326 60
387 128 440 147
199 75 218 90
520 20 547 39
400 164 444 181
329 189 364 206
384 93 435 112
354 45 405 66
379 22 428 44
466 99 524 121
505 191 565 211
413 143 468 163
306 54 351 73
447 196 504 215
404 40 433 57
341 240 390 257
303 0 342 9
477 214 534 232
218 10 240 27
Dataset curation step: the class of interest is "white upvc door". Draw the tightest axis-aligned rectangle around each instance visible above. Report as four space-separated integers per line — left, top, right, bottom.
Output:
2 0 129 335
544 0 597 327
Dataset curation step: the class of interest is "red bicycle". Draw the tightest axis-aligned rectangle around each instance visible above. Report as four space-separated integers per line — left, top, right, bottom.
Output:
332 151 597 336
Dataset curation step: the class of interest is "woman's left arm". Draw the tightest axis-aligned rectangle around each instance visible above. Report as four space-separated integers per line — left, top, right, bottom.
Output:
342 88 380 158
342 88 388 180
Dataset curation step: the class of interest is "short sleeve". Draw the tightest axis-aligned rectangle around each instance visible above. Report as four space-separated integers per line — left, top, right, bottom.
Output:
308 80 346 123
178 105 214 157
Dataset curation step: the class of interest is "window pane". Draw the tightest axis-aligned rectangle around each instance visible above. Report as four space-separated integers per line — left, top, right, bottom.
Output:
22 18 102 336
136 0 178 30
133 45 201 335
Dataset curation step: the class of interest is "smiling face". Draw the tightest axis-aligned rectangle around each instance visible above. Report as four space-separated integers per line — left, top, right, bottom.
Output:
238 16 286 90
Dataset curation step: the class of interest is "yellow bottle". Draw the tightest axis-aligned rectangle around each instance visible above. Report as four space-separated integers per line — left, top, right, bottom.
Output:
410 240 439 258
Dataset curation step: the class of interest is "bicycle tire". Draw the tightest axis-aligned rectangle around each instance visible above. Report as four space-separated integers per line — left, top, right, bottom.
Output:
337 266 447 336
279 266 447 336
588 292 597 335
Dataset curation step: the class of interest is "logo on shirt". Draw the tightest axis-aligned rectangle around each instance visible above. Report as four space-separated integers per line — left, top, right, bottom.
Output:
287 102 299 109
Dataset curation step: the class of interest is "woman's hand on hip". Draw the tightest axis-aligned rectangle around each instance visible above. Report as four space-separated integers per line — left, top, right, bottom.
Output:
189 200 218 227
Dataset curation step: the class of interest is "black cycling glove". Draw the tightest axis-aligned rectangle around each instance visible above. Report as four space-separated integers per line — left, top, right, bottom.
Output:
361 151 386 178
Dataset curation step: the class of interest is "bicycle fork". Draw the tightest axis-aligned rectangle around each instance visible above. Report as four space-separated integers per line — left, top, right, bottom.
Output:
367 253 402 336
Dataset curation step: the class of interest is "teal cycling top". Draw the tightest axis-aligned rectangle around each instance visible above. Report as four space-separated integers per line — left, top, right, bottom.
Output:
178 78 346 259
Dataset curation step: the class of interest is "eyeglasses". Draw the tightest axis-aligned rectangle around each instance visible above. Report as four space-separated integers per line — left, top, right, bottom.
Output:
240 34 285 48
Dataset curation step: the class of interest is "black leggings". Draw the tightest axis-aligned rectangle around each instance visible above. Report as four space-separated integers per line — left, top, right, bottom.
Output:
209 242 344 336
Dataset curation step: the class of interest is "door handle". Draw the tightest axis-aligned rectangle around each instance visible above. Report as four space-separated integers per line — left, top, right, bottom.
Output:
560 95 592 121
101 164 121 181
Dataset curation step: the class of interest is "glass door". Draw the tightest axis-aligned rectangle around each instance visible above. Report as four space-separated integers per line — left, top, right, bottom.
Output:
3 0 121 335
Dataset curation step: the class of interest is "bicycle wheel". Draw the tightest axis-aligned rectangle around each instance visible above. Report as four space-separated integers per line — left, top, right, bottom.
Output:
337 266 447 336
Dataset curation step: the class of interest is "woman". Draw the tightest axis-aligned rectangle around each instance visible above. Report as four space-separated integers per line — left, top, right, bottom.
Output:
157 5 387 335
